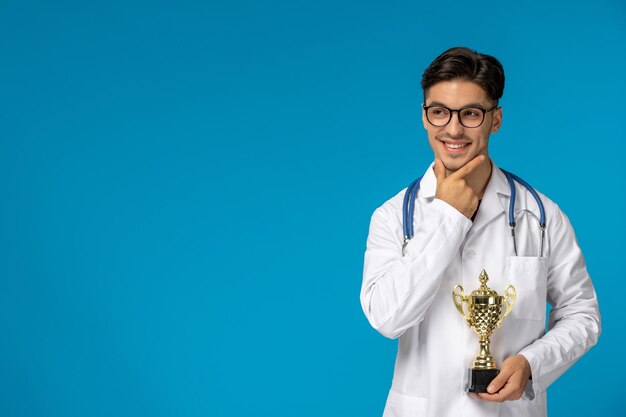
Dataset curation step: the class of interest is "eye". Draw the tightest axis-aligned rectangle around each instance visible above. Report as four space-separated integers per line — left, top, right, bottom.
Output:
430 107 449 117
461 108 481 119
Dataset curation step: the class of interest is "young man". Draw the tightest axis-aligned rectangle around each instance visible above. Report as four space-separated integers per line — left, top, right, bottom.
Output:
360 47 600 417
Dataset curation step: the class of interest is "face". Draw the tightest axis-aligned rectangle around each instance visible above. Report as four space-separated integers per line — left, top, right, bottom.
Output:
422 79 502 173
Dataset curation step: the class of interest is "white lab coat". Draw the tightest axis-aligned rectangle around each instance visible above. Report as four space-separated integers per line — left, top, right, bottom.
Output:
361 162 600 417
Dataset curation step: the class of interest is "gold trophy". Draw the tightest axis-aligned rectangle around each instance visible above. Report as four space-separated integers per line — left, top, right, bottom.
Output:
452 270 516 392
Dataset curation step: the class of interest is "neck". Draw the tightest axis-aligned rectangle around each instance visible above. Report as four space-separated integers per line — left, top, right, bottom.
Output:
477 159 492 199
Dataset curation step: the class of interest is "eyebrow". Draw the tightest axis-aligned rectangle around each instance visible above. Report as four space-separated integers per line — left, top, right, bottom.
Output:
426 101 488 109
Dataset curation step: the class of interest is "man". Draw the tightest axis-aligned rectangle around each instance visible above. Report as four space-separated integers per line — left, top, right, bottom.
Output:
360 47 600 417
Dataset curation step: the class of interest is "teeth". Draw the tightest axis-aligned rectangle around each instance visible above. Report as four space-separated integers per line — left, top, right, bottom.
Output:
446 143 467 149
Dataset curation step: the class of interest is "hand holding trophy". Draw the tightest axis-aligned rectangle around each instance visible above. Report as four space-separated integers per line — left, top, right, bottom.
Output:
452 269 516 393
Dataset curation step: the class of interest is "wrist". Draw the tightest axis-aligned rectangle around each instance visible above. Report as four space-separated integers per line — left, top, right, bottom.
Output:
516 354 532 379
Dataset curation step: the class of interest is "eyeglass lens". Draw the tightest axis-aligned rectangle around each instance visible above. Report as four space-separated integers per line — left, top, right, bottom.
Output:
426 107 485 128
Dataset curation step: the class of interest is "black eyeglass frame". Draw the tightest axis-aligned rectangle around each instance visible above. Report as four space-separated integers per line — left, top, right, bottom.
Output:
423 104 499 128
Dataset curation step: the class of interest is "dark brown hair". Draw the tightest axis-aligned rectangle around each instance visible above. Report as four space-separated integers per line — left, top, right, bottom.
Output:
421 47 505 103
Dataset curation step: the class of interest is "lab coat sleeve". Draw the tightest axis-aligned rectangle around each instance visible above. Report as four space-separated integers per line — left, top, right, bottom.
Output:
518 206 601 397
361 198 473 339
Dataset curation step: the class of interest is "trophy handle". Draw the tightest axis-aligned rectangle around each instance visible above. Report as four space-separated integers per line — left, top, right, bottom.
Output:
497 284 517 327
452 285 470 324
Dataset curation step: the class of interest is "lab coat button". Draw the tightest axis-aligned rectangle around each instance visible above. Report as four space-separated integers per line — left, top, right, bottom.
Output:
464 248 475 258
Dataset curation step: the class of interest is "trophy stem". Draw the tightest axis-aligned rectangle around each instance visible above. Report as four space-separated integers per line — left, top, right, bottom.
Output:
473 335 497 370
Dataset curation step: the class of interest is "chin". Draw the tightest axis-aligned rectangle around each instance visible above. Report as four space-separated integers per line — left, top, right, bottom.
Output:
441 158 469 172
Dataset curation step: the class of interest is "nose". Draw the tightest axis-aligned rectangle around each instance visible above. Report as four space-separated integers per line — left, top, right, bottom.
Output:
445 110 464 137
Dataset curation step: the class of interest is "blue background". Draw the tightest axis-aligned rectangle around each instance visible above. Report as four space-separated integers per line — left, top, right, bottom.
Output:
1 1 624 416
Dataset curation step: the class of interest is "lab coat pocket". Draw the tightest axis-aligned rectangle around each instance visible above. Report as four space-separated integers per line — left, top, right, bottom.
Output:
504 256 548 322
383 389 429 417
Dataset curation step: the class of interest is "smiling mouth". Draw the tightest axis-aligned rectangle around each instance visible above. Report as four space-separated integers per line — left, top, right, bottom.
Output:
440 140 471 151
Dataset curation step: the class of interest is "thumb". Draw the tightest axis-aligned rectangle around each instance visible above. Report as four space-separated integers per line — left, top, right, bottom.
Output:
487 365 514 394
433 159 447 183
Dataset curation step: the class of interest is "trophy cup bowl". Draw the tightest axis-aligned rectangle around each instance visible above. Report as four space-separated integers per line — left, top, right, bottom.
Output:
452 269 516 393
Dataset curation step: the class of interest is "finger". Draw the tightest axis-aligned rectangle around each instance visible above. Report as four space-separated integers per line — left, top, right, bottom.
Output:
477 392 500 402
487 367 514 394
479 383 519 402
433 159 447 184
479 371 525 402
478 388 511 403
449 154 486 179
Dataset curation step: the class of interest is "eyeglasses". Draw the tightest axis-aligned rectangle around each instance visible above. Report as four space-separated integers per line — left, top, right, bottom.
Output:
423 104 498 128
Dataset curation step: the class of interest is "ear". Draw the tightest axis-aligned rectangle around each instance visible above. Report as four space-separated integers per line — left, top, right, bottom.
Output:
490 107 503 133
422 104 428 130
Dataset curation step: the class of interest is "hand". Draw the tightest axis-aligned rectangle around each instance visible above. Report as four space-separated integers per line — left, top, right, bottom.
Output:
433 155 486 219
470 355 532 402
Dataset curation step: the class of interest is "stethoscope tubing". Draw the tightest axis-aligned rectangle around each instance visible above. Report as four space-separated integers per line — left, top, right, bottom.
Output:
402 168 546 257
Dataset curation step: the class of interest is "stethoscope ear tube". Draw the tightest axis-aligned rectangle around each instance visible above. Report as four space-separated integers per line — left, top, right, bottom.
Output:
501 170 546 227
503 169 520 256
501 169 546 257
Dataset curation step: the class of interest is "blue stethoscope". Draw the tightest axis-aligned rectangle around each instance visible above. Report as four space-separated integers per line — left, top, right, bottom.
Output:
402 168 546 257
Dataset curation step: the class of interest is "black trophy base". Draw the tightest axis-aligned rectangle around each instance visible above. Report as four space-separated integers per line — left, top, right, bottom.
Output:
467 368 500 393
